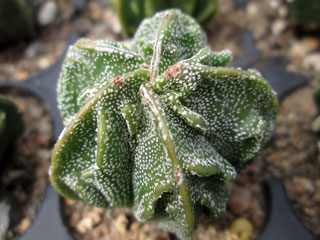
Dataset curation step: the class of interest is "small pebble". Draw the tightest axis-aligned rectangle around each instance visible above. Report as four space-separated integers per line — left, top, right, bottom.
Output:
38 56 52 69
229 187 252 214
84 210 102 225
77 218 93 233
293 177 314 193
269 0 280 9
271 19 286 36
0 202 10 240
3 170 25 183
37 0 58 26
104 8 121 34
247 3 258 18
311 116 320 132
88 1 103 22
17 218 31 233
65 198 75 206
303 53 320 72
130 222 142 232
289 41 308 59
229 218 253 240
252 216 263 227
305 207 317 217
302 37 320 52
278 6 288 18
114 214 128 233
14 70 29 80
25 42 43 59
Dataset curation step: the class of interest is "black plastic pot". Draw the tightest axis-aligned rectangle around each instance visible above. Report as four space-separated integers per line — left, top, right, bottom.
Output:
0 34 77 240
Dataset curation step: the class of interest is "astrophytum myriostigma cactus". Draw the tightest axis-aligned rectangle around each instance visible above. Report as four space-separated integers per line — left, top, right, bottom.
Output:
50 9 278 240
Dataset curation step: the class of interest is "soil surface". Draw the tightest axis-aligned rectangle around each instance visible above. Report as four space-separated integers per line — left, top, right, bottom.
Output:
0 0 319 240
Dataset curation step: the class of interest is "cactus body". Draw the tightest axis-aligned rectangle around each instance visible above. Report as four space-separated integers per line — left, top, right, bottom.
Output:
113 0 219 36
50 9 278 240
313 85 320 112
0 96 25 162
289 0 320 28
0 0 35 46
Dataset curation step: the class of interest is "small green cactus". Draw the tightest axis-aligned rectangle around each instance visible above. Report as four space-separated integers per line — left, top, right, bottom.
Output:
50 9 278 240
0 112 5 136
0 0 35 46
289 0 320 29
0 95 25 161
113 0 219 36
313 85 320 112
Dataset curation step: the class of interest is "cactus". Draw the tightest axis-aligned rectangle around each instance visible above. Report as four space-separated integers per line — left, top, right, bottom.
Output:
289 0 320 29
0 95 25 162
113 0 219 36
312 86 320 133
0 112 5 141
0 0 35 46
313 85 320 113
50 9 278 240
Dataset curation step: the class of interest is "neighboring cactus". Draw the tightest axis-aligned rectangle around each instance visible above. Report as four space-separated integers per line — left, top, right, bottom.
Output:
313 85 320 112
50 9 278 240
0 95 25 162
312 86 320 134
0 112 5 140
0 0 35 46
113 0 219 36
289 0 320 29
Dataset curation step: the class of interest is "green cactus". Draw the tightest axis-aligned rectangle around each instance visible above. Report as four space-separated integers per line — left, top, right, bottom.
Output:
313 85 320 112
0 112 5 136
0 0 35 46
313 86 320 154
289 0 320 28
0 95 25 161
113 0 219 36
50 9 278 240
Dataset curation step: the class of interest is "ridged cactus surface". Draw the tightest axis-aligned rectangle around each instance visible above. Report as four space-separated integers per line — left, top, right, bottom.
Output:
113 0 219 36
50 9 278 240
0 95 25 161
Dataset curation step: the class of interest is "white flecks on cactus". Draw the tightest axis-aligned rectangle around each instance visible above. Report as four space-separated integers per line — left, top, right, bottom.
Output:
50 9 278 240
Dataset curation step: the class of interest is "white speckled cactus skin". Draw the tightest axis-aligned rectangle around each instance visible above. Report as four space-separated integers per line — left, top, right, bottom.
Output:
50 9 278 240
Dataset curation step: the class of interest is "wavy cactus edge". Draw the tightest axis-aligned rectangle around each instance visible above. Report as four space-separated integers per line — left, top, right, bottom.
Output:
50 9 278 240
